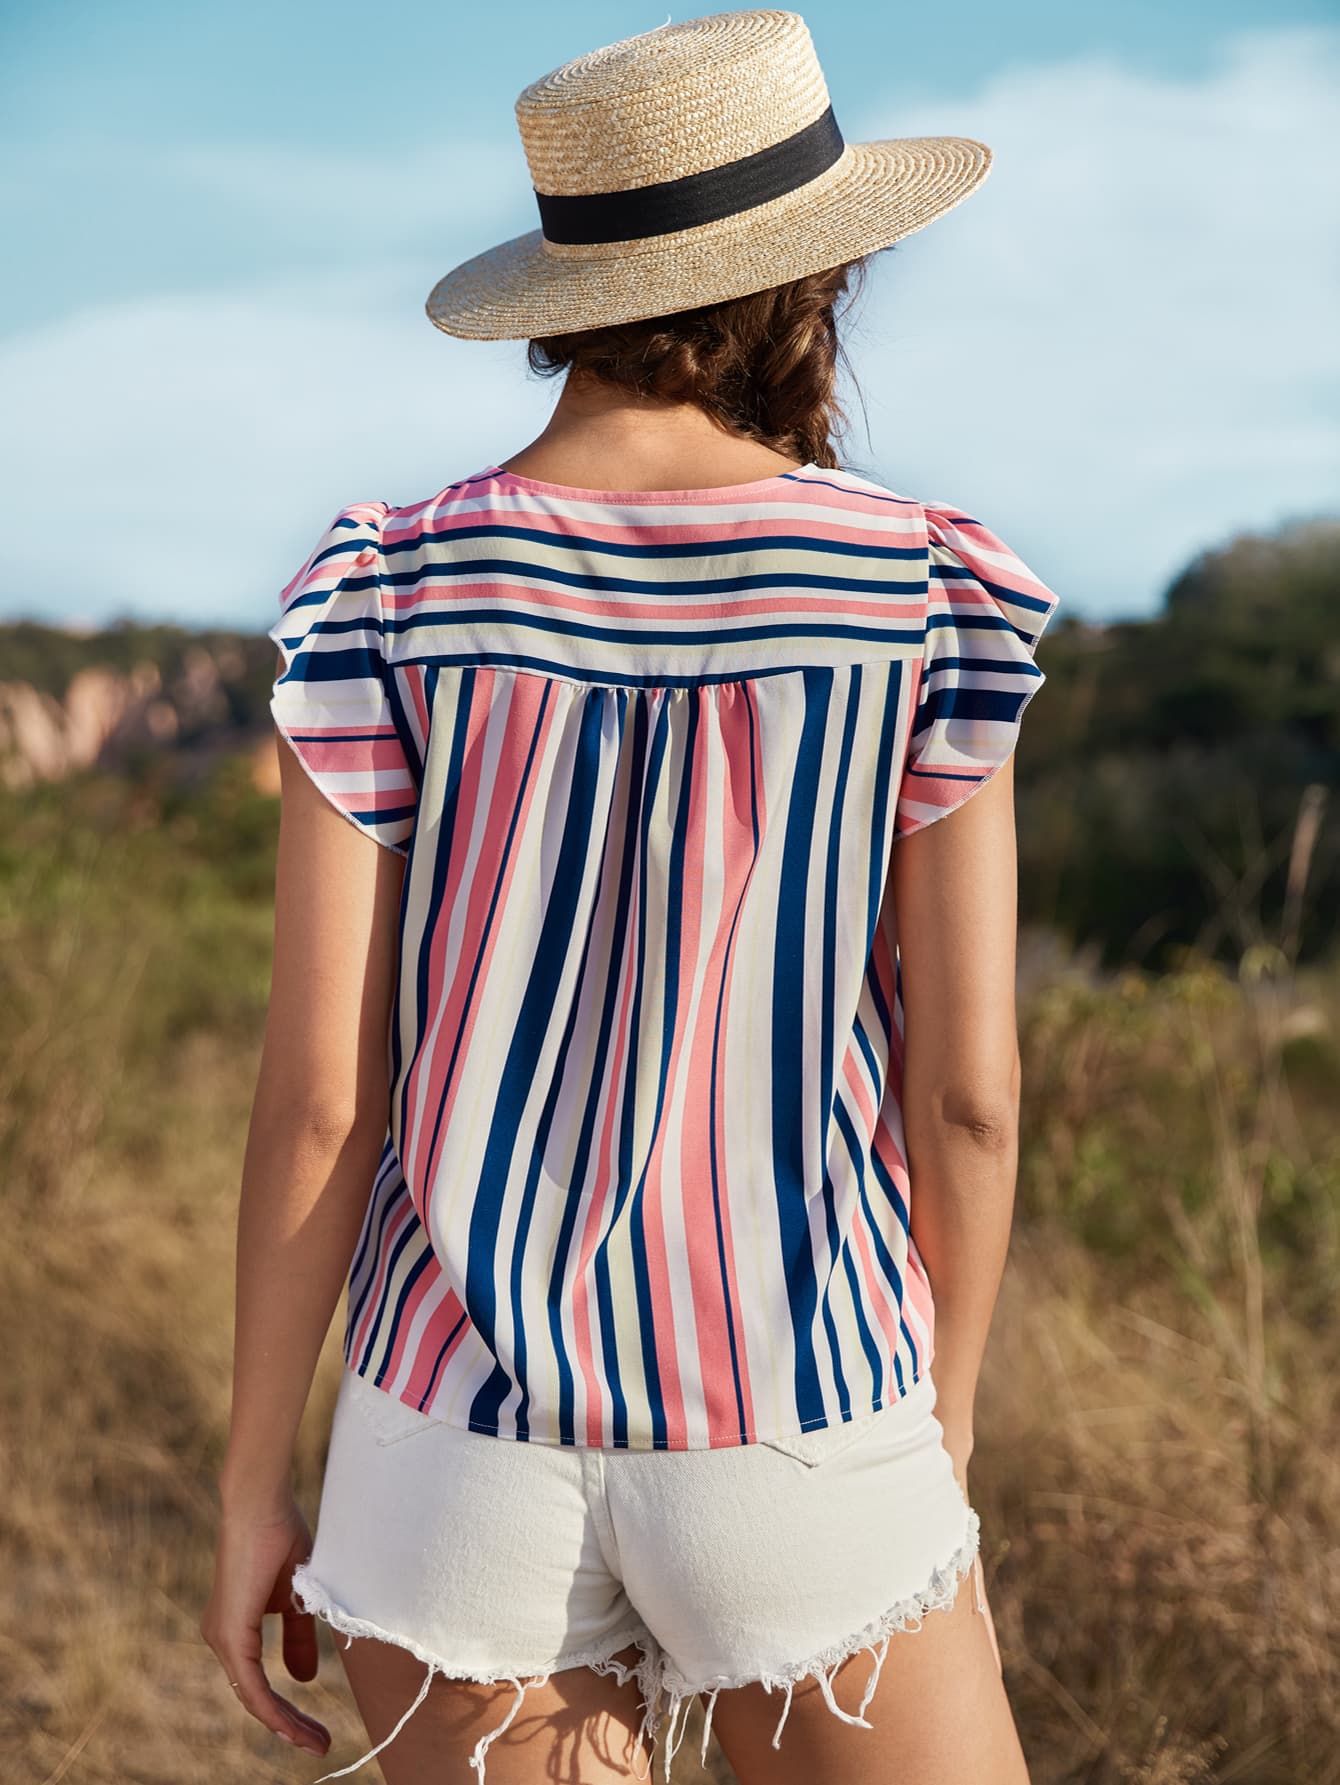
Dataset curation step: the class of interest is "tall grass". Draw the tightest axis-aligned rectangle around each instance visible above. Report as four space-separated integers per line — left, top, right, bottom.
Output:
0 762 1335 1783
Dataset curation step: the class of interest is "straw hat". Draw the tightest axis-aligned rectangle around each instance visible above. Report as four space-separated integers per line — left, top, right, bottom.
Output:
425 9 992 341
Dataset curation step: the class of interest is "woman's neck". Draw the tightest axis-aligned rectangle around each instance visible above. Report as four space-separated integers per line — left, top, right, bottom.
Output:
496 374 804 492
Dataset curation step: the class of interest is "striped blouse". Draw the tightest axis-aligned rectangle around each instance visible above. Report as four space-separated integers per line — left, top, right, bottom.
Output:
267 460 1059 1450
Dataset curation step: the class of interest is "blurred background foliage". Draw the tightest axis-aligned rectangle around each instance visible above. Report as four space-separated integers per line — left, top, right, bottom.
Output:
1021 518 1339 971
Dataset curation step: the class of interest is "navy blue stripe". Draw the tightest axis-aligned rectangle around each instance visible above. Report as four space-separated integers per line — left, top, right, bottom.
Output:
912 685 1037 735
770 665 834 1426
903 764 987 786
382 525 924 566
283 611 927 657
274 639 384 678
391 610 926 650
917 646 1047 670
340 800 416 836
382 660 424 789
386 560 923 599
280 727 399 742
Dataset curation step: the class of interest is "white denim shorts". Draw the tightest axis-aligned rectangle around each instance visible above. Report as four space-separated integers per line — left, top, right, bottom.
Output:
292 1364 985 1784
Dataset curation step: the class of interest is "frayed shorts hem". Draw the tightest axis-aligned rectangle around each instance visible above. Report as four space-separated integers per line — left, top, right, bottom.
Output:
292 1561 665 1781
291 1510 985 1784
653 1512 984 1776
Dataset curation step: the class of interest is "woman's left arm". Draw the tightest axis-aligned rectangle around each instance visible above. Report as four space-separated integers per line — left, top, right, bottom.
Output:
199 695 406 1758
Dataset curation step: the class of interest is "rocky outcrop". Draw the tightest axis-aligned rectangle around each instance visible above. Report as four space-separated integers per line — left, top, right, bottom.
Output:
0 643 258 790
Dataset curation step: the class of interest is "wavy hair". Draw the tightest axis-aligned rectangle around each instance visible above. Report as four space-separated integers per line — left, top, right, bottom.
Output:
525 255 879 471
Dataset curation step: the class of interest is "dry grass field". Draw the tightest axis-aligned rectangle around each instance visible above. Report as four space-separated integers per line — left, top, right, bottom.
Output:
2 764 1337 1784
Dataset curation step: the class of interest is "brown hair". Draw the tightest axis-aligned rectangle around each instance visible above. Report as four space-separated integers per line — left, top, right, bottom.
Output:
525 256 879 471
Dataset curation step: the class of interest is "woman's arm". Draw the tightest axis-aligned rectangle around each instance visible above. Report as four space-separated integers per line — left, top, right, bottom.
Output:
890 755 1023 1491
200 694 406 1757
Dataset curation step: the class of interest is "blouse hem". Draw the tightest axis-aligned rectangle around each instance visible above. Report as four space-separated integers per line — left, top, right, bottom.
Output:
348 1351 938 1452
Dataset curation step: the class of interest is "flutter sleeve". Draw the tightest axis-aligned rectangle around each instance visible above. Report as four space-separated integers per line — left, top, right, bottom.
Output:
894 499 1062 838
266 500 418 854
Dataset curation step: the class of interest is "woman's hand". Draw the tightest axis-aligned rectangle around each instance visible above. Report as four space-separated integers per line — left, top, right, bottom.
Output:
199 1494 331 1759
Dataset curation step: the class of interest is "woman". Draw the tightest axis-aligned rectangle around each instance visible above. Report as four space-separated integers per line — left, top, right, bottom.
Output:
201 12 1056 1783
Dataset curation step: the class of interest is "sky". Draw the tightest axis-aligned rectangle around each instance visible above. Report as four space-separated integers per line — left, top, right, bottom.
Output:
2 0 1337 629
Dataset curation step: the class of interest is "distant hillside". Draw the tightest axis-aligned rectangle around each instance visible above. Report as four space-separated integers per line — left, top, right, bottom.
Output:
2 514 1336 966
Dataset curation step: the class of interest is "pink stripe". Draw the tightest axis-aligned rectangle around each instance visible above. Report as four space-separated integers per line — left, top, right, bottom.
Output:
402 1282 475 1407
901 1231 936 1350
383 483 919 549
386 509 917 549
381 1266 454 1393
386 580 922 627
290 757 415 814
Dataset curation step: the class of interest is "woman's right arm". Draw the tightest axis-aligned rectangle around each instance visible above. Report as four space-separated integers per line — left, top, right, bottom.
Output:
199 693 407 1759
890 753 1024 1495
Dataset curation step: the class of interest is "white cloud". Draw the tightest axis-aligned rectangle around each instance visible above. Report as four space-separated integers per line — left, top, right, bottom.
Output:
843 25 1340 613
3 26 1337 627
0 268 551 626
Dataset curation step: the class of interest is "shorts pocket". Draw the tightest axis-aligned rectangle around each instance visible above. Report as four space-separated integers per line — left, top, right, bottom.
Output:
757 1378 939 1469
344 1369 448 1447
757 1406 889 1469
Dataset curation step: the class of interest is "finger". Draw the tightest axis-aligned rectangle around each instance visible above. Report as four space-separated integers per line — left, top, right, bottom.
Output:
265 1678 331 1749
225 1650 330 1754
282 1602 320 1683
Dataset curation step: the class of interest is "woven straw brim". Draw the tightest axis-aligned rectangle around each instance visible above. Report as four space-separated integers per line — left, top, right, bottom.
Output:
425 136 991 341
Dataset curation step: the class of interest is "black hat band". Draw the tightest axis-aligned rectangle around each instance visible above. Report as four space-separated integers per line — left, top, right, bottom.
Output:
534 104 846 246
